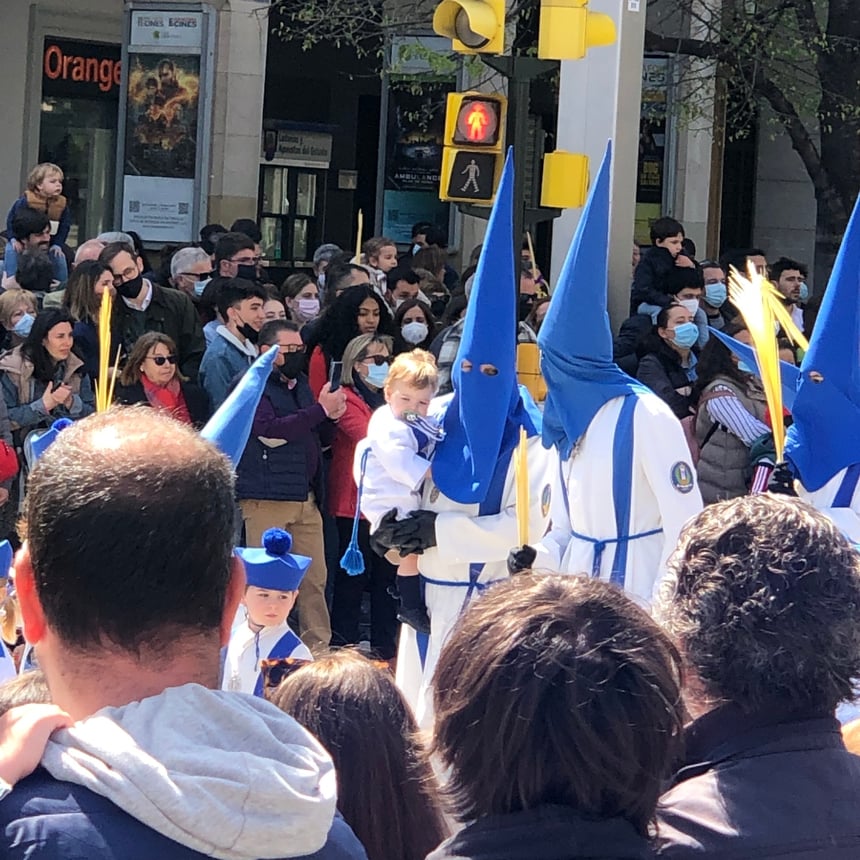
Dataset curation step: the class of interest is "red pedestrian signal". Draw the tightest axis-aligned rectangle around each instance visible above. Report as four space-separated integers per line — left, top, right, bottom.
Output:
453 97 501 146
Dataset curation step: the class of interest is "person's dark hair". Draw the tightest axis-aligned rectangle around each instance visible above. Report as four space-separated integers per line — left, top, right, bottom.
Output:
310 285 394 362
98 241 137 269
270 651 448 860
22 409 236 654
258 319 299 348
216 278 267 320
650 216 685 244
659 495 860 713
747 247 767 259
118 331 184 387
158 58 175 74
213 232 256 266
655 303 684 330
393 299 436 351
280 272 314 301
229 218 262 244
433 575 683 833
22 308 76 382
386 266 420 293
11 208 50 242
324 262 372 302
16 250 55 293
199 223 227 256
412 247 446 277
0 670 51 717
422 225 448 249
63 260 109 323
124 230 152 273
411 221 433 240
691 320 751 400
442 294 468 326
770 256 808 282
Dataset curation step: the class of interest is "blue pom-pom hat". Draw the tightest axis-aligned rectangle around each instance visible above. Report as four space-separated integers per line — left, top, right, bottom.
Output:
235 528 311 592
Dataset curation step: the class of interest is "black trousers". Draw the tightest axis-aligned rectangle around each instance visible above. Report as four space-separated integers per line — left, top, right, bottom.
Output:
330 516 399 659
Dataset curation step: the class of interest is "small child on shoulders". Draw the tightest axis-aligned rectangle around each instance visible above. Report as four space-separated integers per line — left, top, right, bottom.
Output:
222 528 312 697
5 163 70 284
355 349 444 634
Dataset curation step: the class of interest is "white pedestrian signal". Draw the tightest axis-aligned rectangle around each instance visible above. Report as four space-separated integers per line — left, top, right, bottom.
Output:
443 151 498 202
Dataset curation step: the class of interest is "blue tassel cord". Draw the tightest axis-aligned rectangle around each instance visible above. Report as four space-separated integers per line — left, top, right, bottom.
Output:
340 448 369 576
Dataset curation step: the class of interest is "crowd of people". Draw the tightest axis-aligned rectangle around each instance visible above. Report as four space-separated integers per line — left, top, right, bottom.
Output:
0 149 859 860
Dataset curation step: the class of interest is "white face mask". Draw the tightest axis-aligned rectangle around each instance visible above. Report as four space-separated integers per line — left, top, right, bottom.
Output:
401 320 429 345
678 298 700 316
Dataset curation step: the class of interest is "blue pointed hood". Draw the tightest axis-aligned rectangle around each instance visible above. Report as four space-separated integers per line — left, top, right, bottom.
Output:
538 142 645 460
201 347 278 465
785 194 860 490
432 149 538 505
709 328 800 410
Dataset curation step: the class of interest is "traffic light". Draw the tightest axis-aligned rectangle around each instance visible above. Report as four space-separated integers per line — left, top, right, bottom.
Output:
439 92 507 204
433 0 505 55
541 151 589 208
538 0 616 60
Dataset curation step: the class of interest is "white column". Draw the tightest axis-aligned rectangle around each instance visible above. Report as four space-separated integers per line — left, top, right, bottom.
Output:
207 0 268 227
550 0 646 329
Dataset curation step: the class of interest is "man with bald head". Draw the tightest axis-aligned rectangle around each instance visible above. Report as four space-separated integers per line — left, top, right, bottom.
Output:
0 409 365 860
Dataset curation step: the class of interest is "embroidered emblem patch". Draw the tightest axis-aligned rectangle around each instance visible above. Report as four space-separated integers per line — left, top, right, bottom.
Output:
670 461 695 494
540 483 552 517
429 486 440 504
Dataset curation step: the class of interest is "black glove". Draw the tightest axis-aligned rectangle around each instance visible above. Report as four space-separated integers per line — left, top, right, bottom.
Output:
768 462 798 496
370 509 438 558
507 545 537 575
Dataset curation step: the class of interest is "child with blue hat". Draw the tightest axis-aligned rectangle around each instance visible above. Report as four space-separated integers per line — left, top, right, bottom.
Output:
222 528 313 697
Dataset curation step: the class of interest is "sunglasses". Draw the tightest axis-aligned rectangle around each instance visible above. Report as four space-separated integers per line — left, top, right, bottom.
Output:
147 354 178 366
361 355 392 366
279 345 306 355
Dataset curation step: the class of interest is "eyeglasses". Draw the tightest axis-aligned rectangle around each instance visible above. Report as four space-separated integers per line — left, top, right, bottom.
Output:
279 345 306 355
147 354 177 366
113 265 139 285
361 355 392 366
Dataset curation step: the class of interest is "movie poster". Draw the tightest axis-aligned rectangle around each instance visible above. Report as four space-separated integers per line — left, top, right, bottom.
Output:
124 53 200 179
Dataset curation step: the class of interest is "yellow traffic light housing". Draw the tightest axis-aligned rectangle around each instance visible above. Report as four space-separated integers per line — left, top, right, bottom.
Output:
439 91 507 204
538 0 616 61
433 0 505 55
541 151 589 209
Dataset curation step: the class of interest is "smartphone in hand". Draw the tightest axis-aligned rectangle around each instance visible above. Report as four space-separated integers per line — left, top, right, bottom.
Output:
329 360 343 393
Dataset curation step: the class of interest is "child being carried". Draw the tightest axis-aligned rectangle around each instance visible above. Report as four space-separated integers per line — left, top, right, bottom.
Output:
355 349 443 634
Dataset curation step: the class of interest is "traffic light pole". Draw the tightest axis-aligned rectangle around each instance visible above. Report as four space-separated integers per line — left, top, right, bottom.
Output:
458 56 560 259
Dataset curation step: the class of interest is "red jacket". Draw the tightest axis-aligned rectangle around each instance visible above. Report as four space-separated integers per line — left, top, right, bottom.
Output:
328 385 372 519
308 345 327 399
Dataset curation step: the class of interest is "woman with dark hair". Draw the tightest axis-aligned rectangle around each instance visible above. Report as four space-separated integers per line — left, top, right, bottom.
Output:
306 285 394 397
62 260 115 380
328 333 399 660
269 650 448 860
280 272 320 328
691 320 769 503
392 298 436 353
0 308 94 440
113 331 210 427
431 574 684 860
637 303 699 419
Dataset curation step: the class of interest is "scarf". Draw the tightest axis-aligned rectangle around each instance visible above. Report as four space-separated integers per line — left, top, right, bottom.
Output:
141 375 192 425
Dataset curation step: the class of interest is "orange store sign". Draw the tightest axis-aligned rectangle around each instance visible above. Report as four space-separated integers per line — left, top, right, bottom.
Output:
42 38 122 98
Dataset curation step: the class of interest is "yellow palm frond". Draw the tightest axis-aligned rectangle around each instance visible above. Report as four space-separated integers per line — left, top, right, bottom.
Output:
762 281 809 350
728 265 785 460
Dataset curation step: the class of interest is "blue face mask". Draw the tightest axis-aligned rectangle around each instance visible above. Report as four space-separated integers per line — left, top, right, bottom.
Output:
799 282 809 302
704 282 727 308
365 363 389 388
12 313 34 338
738 359 757 375
671 321 699 350
193 280 208 297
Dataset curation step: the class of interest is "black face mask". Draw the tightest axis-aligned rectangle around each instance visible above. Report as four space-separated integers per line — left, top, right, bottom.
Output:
238 322 259 344
280 353 306 380
236 264 258 282
116 273 144 300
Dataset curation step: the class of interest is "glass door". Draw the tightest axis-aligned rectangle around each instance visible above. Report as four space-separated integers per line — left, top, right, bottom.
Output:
259 165 326 268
